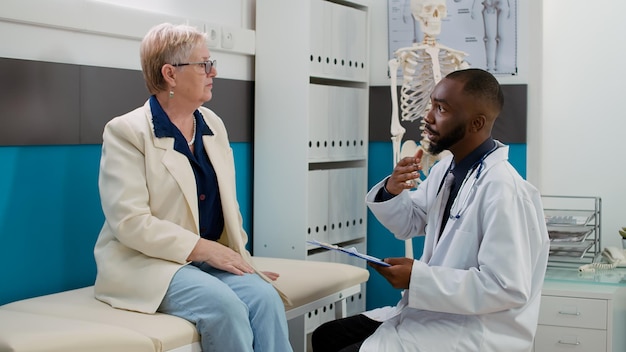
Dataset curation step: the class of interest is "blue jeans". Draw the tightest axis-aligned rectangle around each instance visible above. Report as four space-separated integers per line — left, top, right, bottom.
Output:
158 262 293 352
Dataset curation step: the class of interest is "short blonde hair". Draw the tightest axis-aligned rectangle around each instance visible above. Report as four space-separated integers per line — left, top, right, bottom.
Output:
140 23 207 94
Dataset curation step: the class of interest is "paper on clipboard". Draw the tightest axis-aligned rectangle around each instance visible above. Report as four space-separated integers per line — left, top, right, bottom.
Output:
307 239 391 267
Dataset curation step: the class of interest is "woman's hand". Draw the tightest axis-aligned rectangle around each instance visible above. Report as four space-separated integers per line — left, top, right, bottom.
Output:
187 239 255 275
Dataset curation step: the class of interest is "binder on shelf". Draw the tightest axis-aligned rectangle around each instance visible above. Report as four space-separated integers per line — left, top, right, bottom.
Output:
308 84 330 161
307 169 329 244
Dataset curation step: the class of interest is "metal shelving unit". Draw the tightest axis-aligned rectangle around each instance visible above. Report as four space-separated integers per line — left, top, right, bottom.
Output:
541 195 601 268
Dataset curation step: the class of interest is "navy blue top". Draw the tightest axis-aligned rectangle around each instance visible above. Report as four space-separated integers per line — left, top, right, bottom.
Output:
440 137 496 229
150 96 224 241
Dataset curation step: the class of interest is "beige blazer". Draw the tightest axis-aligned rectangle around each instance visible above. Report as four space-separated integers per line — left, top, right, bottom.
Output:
94 100 287 313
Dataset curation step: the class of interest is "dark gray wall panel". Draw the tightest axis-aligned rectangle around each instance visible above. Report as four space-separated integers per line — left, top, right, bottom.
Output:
495 84 527 144
0 57 253 145
369 84 528 144
204 79 254 143
369 85 399 142
0 57 524 146
0 58 80 145
80 66 147 144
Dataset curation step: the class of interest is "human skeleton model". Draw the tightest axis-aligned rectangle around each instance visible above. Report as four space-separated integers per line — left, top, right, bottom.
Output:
389 0 469 181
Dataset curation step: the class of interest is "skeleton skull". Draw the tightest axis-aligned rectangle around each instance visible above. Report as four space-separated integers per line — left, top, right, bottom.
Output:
411 0 447 38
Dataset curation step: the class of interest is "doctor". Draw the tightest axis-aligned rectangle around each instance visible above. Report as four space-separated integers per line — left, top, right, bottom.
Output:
312 68 549 352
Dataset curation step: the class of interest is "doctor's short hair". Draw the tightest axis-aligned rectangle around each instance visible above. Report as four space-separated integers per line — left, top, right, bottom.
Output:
446 68 504 114
140 23 208 95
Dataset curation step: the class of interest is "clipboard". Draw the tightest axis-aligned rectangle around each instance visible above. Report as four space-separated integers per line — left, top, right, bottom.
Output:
307 239 391 267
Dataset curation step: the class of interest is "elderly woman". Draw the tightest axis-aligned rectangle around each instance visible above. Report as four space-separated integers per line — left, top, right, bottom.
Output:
93 23 292 352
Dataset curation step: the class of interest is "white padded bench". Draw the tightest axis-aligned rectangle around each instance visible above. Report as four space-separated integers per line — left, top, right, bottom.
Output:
0 257 369 352
0 310 156 352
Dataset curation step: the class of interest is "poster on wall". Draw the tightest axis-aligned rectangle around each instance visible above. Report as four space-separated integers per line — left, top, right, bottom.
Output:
388 0 518 76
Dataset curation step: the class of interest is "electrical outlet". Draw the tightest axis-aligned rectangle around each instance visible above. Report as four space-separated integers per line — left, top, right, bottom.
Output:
221 29 234 50
203 24 220 48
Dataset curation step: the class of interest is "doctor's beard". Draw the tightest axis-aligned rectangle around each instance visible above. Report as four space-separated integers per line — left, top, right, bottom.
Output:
427 121 466 155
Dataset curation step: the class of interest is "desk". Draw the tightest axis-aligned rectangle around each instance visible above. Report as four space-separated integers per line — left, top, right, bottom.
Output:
534 268 626 352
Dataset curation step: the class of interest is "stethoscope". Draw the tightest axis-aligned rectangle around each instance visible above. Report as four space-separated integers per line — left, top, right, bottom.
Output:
439 143 500 220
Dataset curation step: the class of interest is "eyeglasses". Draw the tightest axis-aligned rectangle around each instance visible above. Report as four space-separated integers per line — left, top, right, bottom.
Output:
172 59 216 74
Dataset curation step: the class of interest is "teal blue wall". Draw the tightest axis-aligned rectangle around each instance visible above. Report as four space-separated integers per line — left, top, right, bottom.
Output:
0 145 102 305
0 143 253 305
0 141 525 310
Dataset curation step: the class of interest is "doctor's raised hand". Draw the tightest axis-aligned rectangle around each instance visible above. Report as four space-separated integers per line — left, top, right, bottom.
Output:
384 149 423 195
93 23 292 352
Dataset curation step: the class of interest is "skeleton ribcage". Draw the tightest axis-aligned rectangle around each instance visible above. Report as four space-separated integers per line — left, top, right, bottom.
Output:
398 48 463 122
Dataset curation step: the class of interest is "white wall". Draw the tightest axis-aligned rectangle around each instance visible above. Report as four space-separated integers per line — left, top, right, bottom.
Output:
0 0 255 80
538 1 626 249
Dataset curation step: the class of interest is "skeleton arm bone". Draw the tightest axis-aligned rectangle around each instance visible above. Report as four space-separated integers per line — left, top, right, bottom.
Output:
390 71 417 261
389 58 406 167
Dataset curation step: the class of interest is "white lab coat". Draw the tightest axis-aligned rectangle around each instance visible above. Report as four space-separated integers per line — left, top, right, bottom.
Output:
363 142 550 352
